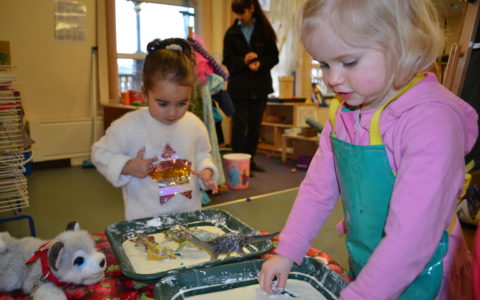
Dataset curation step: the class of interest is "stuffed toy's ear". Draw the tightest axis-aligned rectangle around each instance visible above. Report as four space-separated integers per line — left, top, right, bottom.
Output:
66 221 80 231
48 242 64 272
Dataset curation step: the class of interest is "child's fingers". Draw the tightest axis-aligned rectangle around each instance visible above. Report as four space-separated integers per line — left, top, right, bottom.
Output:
145 157 158 165
191 170 218 192
210 182 218 194
200 177 218 193
258 271 276 295
190 169 202 177
191 169 211 180
136 148 146 158
277 274 288 290
191 170 208 182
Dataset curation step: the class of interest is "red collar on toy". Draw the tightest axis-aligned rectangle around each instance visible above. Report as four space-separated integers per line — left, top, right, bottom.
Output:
25 241 66 286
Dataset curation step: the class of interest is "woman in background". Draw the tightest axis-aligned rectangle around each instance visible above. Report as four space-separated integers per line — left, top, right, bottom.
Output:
222 0 279 174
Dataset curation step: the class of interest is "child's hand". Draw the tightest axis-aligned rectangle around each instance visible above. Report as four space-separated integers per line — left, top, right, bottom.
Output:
122 148 158 178
258 254 294 295
191 168 218 194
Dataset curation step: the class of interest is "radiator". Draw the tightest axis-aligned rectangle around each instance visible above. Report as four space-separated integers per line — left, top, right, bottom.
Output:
29 118 103 162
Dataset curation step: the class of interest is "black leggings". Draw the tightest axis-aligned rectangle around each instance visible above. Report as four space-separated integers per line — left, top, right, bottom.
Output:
231 97 267 159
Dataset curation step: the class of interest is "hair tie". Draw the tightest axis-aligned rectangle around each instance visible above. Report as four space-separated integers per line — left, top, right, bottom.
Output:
166 44 183 52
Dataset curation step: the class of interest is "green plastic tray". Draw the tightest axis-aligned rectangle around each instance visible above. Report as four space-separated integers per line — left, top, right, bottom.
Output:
105 209 275 282
154 257 348 299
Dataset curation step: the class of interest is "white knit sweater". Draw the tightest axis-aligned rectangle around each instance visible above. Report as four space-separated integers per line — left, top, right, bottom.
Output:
91 108 217 220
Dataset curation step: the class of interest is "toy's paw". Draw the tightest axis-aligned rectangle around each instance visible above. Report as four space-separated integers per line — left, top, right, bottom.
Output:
33 283 67 300
0 232 13 253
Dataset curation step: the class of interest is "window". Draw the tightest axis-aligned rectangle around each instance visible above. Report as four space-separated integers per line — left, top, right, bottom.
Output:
311 60 334 106
114 0 195 98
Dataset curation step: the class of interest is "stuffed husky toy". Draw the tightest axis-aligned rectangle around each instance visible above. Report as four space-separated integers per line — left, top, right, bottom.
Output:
0 221 106 299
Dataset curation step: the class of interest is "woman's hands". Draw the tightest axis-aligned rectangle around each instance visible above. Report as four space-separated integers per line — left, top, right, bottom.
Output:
192 168 218 194
244 51 260 71
258 254 294 295
122 148 157 178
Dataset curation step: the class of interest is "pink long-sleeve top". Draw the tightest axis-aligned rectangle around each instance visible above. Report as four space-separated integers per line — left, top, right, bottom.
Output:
276 73 478 299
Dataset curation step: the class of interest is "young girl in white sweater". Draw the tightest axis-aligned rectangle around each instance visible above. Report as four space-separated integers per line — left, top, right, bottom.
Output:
92 38 218 220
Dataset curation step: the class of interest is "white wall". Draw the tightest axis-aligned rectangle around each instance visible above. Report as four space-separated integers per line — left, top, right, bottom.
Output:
0 0 99 122
2 0 466 155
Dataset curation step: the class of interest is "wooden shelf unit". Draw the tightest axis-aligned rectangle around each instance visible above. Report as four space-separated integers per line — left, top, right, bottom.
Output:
258 102 318 153
102 103 138 130
281 134 319 162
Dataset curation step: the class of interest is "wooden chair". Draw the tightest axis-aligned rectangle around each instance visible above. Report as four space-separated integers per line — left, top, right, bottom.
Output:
442 42 461 91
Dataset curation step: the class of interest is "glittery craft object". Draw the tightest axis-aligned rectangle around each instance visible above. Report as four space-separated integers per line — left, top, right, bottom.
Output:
150 144 194 205
159 190 193 205
148 159 192 182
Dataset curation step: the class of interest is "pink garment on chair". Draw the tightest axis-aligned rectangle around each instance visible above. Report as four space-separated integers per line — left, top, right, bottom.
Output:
191 33 213 84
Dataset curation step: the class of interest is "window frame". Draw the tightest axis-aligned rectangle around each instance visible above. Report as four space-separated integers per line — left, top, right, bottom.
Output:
105 0 198 101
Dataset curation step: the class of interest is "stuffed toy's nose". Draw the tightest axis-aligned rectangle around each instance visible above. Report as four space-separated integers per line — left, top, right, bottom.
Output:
99 258 106 269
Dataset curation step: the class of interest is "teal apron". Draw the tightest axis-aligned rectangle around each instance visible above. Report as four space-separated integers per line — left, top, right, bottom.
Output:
330 74 448 299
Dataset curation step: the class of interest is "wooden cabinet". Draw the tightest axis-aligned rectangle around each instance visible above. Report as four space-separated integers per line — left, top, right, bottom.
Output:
281 134 319 162
258 102 321 153
102 104 138 130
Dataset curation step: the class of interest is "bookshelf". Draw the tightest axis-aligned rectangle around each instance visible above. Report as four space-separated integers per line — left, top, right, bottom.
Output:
258 101 326 155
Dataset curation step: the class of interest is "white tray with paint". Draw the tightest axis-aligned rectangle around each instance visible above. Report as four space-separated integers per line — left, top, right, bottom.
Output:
154 257 348 299
105 209 275 282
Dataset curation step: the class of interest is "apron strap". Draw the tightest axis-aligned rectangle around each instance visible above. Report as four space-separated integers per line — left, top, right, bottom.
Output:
370 73 425 145
328 95 343 136
328 73 425 145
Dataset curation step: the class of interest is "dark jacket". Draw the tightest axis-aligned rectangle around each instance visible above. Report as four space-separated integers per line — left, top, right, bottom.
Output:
222 19 279 99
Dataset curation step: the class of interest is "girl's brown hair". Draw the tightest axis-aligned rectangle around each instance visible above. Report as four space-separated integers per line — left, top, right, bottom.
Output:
143 38 196 93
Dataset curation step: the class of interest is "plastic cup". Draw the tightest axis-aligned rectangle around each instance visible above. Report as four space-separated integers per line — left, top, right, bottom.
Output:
223 153 251 190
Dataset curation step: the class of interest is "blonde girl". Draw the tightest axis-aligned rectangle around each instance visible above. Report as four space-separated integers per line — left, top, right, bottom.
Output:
259 1 478 299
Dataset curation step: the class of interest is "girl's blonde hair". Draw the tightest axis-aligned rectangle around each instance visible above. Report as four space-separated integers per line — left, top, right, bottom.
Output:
301 0 443 89
143 38 196 93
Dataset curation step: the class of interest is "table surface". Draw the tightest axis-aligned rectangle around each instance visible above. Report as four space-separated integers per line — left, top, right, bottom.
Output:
210 188 348 268
1 188 348 300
